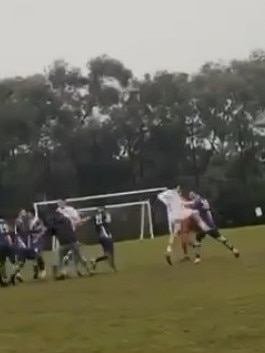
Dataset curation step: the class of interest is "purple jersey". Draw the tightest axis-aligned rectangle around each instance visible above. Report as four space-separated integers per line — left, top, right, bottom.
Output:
193 197 216 229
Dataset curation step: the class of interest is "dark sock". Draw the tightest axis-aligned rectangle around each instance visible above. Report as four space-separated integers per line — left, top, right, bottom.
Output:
33 264 39 279
218 236 234 251
193 240 202 258
37 256 45 271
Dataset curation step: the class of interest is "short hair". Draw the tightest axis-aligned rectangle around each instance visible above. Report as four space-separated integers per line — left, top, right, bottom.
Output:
28 208 35 216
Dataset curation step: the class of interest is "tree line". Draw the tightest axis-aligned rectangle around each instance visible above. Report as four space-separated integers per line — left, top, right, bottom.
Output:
2 49 265 226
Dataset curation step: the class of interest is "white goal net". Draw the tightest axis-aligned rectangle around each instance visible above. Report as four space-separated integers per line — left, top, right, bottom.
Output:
33 187 167 250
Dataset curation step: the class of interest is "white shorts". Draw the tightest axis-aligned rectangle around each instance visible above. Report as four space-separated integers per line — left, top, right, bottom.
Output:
169 208 200 235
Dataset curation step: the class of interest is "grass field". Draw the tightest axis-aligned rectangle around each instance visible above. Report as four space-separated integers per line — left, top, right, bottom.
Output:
1 226 265 353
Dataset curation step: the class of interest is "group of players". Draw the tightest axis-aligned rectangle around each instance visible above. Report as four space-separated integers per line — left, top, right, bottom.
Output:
0 185 240 287
158 186 240 265
0 200 116 287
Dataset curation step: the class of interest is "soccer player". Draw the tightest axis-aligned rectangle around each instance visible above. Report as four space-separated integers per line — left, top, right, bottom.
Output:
46 209 90 279
13 209 44 283
90 207 116 272
189 191 240 264
57 199 81 230
0 218 22 287
28 209 46 279
15 209 30 247
57 199 89 266
158 186 196 265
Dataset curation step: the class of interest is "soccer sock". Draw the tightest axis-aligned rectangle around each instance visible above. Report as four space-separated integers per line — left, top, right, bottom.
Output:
108 253 117 271
81 256 90 272
166 234 175 254
96 255 108 263
194 243 201 258
193 237 202 258
33 263 39 278
37 256 45 271
0 262 6 279
217 235 235 251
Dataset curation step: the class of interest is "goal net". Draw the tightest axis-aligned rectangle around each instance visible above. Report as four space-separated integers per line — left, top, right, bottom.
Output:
34 187 167 251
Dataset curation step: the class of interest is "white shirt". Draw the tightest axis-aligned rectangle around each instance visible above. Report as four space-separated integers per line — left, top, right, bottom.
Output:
158 189 195 222
158 189 183 223
57 205 81 230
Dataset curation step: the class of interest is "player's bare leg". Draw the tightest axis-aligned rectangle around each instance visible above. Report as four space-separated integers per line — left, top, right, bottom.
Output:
178 234 190 262
165 233 177 265
179 217 197 262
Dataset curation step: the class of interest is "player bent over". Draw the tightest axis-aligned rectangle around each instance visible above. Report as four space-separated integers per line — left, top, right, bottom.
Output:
90 207 116 272
56 199 89 267
189 192 240 264
46 210 90 279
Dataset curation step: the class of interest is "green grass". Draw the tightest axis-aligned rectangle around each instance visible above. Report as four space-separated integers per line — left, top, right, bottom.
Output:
1 226 265 353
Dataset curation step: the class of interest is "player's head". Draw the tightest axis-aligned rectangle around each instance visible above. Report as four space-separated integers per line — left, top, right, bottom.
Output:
189 191 199 200
19 209 27 218
167 183 181 192
97 207 104 213
180 188 190 200
57 199 66 209
28 209 35 219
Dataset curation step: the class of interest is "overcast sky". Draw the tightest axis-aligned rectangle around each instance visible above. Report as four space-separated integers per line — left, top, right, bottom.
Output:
0 0 264 78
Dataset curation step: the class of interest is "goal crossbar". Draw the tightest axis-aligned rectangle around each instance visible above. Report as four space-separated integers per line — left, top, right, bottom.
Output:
77 200 154 240
78 200 149 212
34 187 167 207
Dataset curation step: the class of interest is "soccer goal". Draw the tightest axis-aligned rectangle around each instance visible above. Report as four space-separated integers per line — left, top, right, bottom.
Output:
33 187 167 250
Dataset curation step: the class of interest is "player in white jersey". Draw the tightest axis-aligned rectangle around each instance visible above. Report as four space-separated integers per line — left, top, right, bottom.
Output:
57 200 81 230
158 186 196 265
57 200 89 269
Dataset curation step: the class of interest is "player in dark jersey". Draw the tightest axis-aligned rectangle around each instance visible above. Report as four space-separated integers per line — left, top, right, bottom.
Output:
15 209 30 246
90 207 116 272
0 219 23 286
27 209 46 280
189 192 240 264
45 210 90 279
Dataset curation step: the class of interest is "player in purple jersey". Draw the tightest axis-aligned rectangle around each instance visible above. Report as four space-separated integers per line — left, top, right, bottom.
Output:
189 192 240 264
28 209 46 280
0 219 25 286
90 207 116 272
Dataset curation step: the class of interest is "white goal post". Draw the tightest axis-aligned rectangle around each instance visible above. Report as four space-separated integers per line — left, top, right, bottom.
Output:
33 187 167 249
78 200 153 240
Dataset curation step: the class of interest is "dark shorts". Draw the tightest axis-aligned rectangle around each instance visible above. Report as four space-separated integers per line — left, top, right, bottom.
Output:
17 247 38 262
196 228 221 241
0 244 16 264
99 237 114 254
